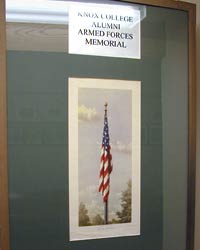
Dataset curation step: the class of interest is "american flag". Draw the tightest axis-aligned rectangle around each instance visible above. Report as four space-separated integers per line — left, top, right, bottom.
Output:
99 104 113 203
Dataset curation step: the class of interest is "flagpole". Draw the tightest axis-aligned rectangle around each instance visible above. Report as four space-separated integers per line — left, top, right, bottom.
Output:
104 200 108 224
104 102 108 225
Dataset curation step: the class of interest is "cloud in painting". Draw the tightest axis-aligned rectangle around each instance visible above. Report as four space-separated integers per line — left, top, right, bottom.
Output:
78 105 99 122
112 141 132 154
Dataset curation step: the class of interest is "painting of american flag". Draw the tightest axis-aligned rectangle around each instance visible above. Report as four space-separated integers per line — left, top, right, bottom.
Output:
69 78 141 241
99 103 113 203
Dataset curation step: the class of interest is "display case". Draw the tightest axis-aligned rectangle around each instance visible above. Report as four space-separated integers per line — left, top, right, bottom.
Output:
0 0 196 250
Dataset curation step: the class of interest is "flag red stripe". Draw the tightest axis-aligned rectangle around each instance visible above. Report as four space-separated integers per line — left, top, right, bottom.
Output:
99 127 113 203
99 168 104 177
103 179 110 190
103 167 109 177
103 192 109 202
99 182 103 192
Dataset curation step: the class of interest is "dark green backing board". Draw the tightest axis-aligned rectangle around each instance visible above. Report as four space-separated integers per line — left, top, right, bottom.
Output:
6 5 188 250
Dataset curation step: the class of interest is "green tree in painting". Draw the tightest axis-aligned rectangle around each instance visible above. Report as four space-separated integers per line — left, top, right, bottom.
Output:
92 214 104 225
116 180 132 223
79 202 91 226
110 218 120 224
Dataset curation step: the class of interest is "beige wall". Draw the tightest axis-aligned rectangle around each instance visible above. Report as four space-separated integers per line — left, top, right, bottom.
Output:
176 1 200 250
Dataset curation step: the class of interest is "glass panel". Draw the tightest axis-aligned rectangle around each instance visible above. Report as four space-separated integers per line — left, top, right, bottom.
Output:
6 1 188 250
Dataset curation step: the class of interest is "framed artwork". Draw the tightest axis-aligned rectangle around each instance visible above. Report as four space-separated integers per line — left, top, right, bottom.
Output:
68 78 140 240
0 0 196 250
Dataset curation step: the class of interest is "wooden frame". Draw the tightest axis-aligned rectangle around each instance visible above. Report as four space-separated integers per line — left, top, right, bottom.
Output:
0 1 10 250
0 0 10 250
0 0 196 250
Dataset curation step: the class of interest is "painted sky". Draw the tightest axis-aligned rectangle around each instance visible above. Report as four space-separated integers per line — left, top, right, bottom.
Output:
78 87 132 221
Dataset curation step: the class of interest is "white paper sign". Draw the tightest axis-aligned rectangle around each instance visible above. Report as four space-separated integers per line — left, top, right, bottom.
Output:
68 3 141 59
